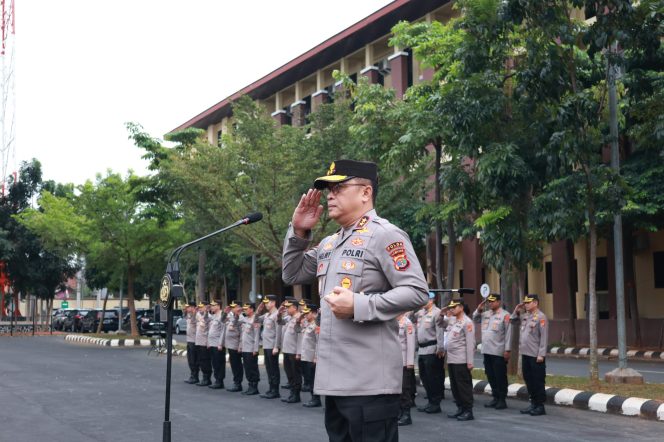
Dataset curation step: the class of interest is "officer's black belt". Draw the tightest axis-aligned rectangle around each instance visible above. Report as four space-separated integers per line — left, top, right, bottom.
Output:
418 340 437 348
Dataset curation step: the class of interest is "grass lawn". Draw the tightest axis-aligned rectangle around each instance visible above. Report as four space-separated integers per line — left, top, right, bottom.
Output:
470 368 664 401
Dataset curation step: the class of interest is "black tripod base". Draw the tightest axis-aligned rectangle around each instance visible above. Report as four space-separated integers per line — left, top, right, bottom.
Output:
163 420 171 442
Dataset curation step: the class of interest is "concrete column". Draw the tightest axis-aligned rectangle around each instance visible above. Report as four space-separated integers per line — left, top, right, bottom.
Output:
388 51 410 99
290 101 307 127
461 238 482 311
271 110 289 126
312 89 329 110
360 66 380 84
551 240 572 319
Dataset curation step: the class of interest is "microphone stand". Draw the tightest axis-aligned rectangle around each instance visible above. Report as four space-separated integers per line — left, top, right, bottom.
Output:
161 216 259 442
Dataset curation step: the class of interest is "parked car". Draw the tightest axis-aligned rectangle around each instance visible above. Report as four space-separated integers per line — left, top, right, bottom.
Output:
52 309 73 330
62 309 90 332
81 310 119 333
121 309 148 333
175 316 187 335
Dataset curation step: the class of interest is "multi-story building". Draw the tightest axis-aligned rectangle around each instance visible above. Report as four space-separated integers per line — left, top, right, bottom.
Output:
169 0 664 349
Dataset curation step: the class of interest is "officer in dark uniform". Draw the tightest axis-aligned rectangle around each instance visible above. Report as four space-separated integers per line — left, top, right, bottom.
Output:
512 294 549 416
282 160 429 441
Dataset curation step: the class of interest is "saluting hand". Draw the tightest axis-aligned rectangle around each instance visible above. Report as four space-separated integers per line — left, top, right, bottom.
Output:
325 286 354 319
292 189 323 237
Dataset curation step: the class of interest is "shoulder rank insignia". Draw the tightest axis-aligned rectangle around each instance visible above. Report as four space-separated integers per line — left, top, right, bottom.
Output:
324 242 334 250
386 241 410 271
355 216 370 230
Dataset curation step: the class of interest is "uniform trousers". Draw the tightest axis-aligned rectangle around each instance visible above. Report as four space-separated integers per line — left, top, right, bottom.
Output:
400 367 416 410
227 348 244 385
302 360 316 389
196 345 212 376
186 341 199 376
242 352 260 384
522 355 546 406
448 363 473 410
325 394 400 442
418 352 444 404
483 353 508 400
283 353 302 391
210 347 226 383
263 348 280 388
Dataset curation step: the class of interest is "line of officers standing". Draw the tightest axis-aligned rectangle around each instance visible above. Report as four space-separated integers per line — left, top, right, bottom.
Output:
183 294 323 407
181 289 548 424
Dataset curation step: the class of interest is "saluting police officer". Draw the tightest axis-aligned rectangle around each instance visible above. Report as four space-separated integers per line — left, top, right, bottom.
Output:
300 303 321 408
277 297 297 391
183 301 200 384
195 301 212 387
445 298 476 421
472 293 511 409
224 301 244 392
414 292 445 414
282 160 429 441
397 312 416 426
279 298 302 404
512 294 548 416
239 302 261 395
207 300 226 389
257 294 281 399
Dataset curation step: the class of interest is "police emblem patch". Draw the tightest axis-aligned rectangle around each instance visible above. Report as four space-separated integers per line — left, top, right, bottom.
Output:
351 237 364 246
324 242 334 250
341 277 352 289
327 162 336 176
318 263 324 273
341 260 356 271
386 241 410 271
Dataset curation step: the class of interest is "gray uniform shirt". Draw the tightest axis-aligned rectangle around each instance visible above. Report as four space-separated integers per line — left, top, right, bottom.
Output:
238 314 261 353
282 209 429 396
223 312 241 351
185 311 196 343
207 311 224 348
281 314 299 355
446 314 475 364
414 305 444 356
472 307 512 356
513 309 548 358
194 311 210 347
399 316 416 367
258 309 280 350
300 321 318 363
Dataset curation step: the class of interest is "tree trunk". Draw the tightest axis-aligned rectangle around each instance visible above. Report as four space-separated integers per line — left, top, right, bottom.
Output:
434 142 444 290
446 219 456 293
623 227 641 347
566 239 578 346
588 220 599 384
197 248 207 302
96 289 111 334
47 298 53 334
501 265 520 376
127 267 139 337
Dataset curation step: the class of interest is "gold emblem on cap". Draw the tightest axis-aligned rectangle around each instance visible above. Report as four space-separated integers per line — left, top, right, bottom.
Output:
327 162 336 176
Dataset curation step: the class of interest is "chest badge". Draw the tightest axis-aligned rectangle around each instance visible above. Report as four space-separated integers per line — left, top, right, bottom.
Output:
351 237 364 246
324 242 334 250
341 277 352 289
341 261 356 271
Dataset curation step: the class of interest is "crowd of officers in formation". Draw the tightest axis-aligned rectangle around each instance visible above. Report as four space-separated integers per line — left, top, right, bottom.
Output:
182 289 549 426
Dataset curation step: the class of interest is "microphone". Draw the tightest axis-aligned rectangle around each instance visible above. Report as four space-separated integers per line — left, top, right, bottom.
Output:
241 212 263 225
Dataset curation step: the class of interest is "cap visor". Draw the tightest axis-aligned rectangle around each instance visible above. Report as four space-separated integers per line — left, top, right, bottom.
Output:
313 175 351 189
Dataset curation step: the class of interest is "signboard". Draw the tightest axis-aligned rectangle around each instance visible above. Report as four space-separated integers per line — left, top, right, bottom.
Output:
61 301 69 309
480 284 491 299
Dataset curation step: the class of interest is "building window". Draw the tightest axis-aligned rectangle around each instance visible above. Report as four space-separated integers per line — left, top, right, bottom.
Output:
217 130 222 147
596 257 609 291
545 262 553 294
654 251 664 288
459 269 464 288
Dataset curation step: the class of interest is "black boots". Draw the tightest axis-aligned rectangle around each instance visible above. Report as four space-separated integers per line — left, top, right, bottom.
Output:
417 403 441 413
242 382 259 395
397 409 412 426
529 405 546 416
184 374 199 384
260 385 280 399
281 383 292 390
208 380 224 389
226 383 243 392
196 375 211 387
303 395 321 408
494 398 508 410
447 407 463 419
484 397 498 408
520 403 535 414
281 389 301 403
456 409 474 421
301 384 312 393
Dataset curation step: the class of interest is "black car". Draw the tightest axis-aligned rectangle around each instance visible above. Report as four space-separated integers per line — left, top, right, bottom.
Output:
52 309 72 331
81 310 119 333
121 309 149 333
62 309 91 332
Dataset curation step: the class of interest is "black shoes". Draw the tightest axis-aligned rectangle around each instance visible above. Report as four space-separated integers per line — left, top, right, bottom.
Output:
456 409 474 421
447 407 463 419
242 383 259 395
281 383 292 390
196 375 211 387
520 403 535 414
301 384 312 393
184 375 199 384
226 383 242 392
494 398 508 410
303 395 322 408
423 404 441 414
529 405 546 416
484 398 498 408
397 409 412 426
260 387 280 399
208 381 224 389
282 390 301 404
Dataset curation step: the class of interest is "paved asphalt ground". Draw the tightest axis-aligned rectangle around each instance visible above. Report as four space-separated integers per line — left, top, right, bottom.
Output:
1 336 662 442
173 334 664 383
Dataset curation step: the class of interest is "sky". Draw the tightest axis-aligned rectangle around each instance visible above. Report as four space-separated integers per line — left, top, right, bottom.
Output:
14 0 393 185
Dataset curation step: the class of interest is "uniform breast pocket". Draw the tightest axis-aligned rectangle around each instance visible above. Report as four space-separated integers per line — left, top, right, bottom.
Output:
336 259 365 291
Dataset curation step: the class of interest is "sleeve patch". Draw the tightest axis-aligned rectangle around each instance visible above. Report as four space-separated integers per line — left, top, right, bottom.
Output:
540 319 546 327
407 324 413 334
386 241 410 271
505 314 510 323
466 323 473 332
